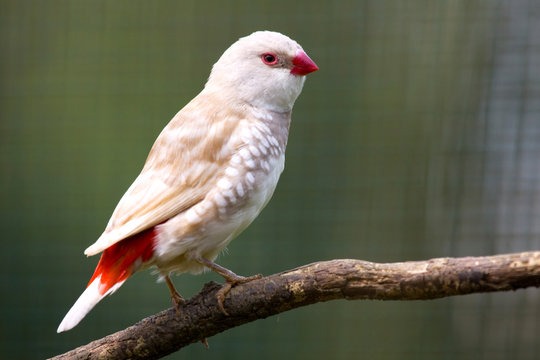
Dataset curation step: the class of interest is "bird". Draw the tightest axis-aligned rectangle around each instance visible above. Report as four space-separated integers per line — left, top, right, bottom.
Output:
57 30 318 333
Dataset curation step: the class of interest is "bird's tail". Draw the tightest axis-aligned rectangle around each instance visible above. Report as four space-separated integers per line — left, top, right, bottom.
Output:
57 227 156 333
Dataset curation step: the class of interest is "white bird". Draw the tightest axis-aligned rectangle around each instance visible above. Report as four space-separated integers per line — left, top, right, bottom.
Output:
57 30 318 333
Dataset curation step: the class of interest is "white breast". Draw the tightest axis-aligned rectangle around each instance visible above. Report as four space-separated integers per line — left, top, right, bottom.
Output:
153 118 286 275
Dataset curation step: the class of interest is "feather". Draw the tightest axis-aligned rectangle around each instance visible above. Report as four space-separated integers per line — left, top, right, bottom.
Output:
58 227 156 332
57 277 121 333
58 30 318 332
84 94 243 256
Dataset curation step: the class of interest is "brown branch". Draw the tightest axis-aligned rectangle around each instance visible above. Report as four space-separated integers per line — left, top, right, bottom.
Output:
50 251 540 360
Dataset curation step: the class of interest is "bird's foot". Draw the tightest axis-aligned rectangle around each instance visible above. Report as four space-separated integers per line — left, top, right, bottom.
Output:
194 256 262 315
171 291 185 312
216 273 262 315
164 275 185 313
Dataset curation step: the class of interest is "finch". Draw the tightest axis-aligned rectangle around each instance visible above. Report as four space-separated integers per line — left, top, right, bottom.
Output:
57 30 318 333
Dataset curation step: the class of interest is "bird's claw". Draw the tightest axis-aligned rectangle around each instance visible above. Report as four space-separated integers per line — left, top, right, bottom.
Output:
216 274 262 315
171 292 185 313
164 274 185 314
216 283 233 315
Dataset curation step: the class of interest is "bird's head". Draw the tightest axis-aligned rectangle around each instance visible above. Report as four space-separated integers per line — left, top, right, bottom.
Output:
206 31 318 113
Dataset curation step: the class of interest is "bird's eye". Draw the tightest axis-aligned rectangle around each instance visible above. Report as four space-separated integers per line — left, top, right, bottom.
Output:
261 53 278 65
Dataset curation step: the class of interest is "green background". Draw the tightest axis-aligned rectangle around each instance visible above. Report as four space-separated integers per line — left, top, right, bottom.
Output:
2 1 539 359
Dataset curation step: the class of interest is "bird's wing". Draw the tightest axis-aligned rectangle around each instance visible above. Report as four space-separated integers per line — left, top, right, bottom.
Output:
84 93 242 256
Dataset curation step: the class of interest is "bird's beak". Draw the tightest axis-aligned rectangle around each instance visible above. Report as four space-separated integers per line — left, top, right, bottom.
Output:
291 50 319 76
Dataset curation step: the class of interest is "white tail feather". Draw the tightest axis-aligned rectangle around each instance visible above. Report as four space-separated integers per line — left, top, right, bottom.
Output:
57 277 125 333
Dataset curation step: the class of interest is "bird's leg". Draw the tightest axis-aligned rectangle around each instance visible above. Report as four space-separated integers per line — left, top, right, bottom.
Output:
164 273 208 347
194 256 262 315
164 274 185 311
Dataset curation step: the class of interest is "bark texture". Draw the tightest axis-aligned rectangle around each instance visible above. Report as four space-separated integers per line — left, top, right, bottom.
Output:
50 251 540 360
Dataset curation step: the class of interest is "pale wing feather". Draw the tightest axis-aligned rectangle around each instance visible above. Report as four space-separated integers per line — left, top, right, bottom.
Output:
84 92 242 256
84 170 211 256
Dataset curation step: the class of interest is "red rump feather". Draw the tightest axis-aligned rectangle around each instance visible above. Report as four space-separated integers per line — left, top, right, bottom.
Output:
88 227 156 295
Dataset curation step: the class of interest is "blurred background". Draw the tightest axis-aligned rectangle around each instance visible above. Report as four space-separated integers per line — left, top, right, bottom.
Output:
1 0 539 359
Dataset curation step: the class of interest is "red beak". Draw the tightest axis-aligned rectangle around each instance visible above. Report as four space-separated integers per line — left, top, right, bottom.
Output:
291 50 319 76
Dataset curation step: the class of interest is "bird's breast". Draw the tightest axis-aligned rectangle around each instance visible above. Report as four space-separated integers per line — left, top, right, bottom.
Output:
154 119 287 269
213 120 286 216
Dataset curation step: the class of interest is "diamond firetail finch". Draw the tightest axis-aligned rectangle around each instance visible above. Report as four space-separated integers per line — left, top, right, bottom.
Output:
57 31 318 333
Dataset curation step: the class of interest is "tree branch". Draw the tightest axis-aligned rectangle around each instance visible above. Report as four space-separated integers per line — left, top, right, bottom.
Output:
50 251 540 360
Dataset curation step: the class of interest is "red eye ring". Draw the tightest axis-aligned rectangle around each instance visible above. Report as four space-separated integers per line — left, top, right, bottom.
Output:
261 53 278 65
